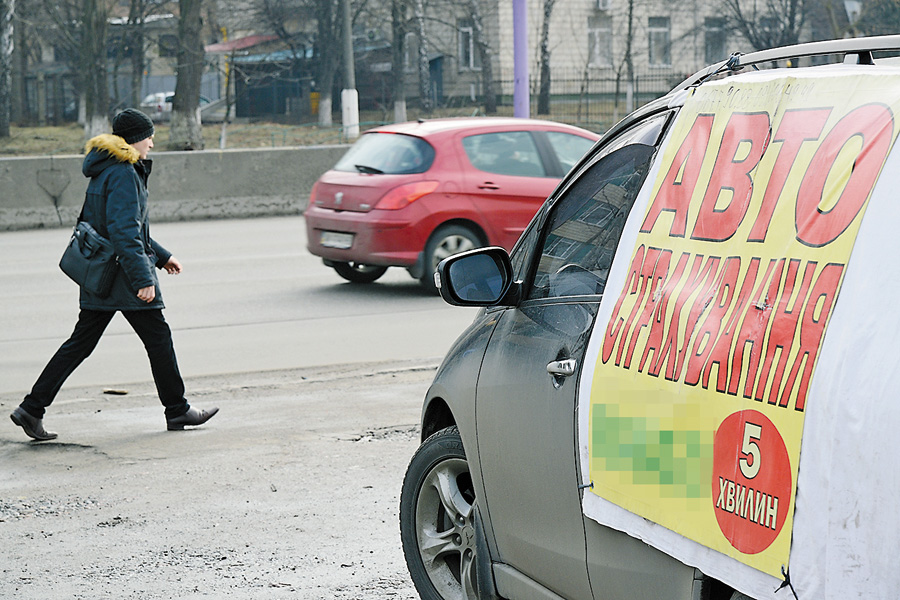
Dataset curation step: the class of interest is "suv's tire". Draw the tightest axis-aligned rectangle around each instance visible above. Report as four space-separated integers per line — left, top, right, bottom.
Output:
400 426 480 600
420 225 481 291
331 261 388 283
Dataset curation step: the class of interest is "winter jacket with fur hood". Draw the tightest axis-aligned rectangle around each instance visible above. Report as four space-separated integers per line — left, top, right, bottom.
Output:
78 134 171 311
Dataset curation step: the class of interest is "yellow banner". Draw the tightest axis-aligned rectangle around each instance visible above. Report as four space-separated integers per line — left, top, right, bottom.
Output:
588 74 900 576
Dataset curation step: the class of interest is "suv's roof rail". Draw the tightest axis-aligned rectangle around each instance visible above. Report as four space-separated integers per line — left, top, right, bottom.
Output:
676 34 900 91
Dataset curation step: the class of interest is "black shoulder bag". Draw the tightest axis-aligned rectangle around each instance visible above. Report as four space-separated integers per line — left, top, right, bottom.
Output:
59 208 117 298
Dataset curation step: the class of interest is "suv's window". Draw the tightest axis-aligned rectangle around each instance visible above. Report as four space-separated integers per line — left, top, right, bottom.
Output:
545 132 596 173
334 133 435 174
527 144 657 299
509 218 542 282
462 131 547 177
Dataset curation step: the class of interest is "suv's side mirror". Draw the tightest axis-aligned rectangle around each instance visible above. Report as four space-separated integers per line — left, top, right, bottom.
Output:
435 247 517 307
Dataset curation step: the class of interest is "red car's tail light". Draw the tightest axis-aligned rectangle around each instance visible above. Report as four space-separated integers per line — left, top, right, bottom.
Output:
374 181 439 210
309 181 319 205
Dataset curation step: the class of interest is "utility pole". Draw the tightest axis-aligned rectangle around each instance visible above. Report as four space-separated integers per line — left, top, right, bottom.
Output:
513 0 529 118
341 0 359 140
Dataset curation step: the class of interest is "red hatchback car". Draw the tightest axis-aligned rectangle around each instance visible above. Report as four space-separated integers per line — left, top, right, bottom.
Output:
304 117 599 289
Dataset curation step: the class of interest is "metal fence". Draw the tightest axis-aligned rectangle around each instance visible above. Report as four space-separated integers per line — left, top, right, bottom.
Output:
439 68 688 133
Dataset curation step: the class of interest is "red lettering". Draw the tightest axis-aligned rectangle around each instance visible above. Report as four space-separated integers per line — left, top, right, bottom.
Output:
617 247 663 366
796 104 894 247
602 246 646 364
781 263 844 411
748 108 831 243
692 113 771 242
675 256 722 379
703 258 762 393
755 260 816 405
641 114 715 237
624 250 673 369
685 257 742 386
659 255 707 380
729 259 784 398
641 252 691 376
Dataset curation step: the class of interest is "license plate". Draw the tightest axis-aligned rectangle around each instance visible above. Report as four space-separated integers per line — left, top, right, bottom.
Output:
320 231 353 249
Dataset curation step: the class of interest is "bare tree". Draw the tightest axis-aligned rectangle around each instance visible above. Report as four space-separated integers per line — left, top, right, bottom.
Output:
413 0 432 113
107 0 171 110
39 0 112 136
82 0 112 136
0 0 12 137
391 0 408 121
723 0 808 50
855 0 900 36
314 0 341 126
168 0 204 150
468 0 495 114
536 0 555 115
614 0 636 120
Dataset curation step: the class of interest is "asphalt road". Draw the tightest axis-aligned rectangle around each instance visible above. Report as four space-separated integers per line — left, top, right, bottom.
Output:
0 216 481 599
0 216 478 395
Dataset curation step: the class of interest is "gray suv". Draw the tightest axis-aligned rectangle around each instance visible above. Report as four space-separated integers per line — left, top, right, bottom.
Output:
400 35 900 600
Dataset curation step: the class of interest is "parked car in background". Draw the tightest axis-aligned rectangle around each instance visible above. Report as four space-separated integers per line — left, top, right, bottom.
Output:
140 91 211 122
400 35 900 600
304 117 599 289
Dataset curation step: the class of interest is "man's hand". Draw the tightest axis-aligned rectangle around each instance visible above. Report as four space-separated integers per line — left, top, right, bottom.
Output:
137 286 156 303
163 256 183 275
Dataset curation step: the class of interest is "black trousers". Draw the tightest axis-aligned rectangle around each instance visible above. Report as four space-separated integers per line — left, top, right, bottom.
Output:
21 309 190 419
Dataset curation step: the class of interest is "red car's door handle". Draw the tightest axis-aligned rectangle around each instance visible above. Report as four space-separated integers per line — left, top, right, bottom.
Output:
478 182 500 190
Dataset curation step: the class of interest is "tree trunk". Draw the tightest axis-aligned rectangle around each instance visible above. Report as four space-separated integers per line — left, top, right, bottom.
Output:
537 0 555 115
11 1 23 124
168 0 204 150
413 0 431 113
0 0 12 137
129 0 146 108
82 0 110 138
391 0 407 122
315 0 339 127
617 0 635 117
470 0 496 114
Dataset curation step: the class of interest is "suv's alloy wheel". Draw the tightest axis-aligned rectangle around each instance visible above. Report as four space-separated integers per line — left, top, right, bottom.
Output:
400 426 479 599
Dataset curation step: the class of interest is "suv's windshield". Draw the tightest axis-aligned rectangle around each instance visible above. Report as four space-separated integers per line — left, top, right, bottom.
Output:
334 132 435 175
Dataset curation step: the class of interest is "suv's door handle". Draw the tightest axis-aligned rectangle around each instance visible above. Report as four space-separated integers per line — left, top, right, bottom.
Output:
547 359 577 377
478 182 500 190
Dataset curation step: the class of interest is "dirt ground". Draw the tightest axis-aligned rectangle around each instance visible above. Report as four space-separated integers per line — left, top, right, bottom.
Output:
0 360 435 599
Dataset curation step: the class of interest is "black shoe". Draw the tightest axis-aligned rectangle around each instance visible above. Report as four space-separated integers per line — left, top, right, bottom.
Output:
166 406 219 431
10 407 57 441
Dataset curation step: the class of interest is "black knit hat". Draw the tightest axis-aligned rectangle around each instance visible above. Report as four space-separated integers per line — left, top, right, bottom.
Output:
112 108 155 144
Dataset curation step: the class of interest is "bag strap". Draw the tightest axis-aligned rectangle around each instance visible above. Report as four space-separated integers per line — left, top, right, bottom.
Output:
77 173 111 234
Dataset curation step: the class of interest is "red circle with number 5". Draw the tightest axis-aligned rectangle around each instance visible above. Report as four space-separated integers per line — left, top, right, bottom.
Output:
712 410 792 554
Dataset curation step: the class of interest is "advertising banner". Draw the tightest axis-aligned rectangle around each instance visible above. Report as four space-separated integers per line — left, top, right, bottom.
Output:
582 72 900 578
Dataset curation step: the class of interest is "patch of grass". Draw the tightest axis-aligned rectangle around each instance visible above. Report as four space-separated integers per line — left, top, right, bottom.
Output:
0 122 351 157
0 106 608 158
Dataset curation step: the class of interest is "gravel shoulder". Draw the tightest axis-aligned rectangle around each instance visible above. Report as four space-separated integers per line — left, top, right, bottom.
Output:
0 361 435 599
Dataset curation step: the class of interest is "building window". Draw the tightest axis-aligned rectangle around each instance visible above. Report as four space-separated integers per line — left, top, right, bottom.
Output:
648 16 671 67
705 17 728 63
158 34 178 58
588 15 613 68
458 19 481 71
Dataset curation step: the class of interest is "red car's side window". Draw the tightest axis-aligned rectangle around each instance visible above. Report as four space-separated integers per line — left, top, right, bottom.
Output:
461 131 547 177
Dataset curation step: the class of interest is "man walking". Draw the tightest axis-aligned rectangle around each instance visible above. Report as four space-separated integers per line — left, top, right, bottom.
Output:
10 109 218 441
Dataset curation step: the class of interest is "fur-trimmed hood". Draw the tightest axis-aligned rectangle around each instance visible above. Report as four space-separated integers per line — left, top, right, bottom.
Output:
82 134 140 179
85 134 140 163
